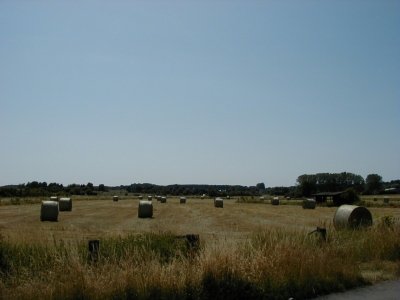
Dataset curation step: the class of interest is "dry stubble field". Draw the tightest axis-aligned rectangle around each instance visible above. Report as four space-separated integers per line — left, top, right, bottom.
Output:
1 197 399 243
1 196 400 299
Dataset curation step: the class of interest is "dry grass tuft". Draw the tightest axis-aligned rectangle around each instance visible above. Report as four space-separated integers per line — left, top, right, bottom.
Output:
1 224 399 299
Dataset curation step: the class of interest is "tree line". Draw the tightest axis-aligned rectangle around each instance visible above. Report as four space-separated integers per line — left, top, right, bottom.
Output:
0 182 102 197
0 172 398 198
296 172 399 197
0 181 263 198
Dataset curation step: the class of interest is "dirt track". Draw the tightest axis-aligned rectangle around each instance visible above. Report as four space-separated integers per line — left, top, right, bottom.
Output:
315 280 400 300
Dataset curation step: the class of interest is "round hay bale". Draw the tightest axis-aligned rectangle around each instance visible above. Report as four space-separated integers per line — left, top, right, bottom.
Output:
260 196 265 200
147 195 153 201
113 196 119 202
40 201 59 222
138 195 143 200
50 196 58 201
271 197 280 205
59 197 72 211
333 205 373 229
302 198 316 209
384 196 389 204
180 197 186 204
138 200 153 218
214 197 223 208
226 195 230 199
160 196 167 203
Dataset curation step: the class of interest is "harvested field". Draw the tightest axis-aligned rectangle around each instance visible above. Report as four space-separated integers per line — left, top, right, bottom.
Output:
1 197 399 243
1 196 400 299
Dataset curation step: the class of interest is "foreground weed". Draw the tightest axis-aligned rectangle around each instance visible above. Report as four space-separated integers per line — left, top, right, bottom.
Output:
1 227 399 299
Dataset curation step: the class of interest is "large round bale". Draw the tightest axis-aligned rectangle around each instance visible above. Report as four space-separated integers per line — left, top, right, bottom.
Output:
180 197 186 204
201 194 206 199
333 205 373 229
214 197 223 208
138 195 143 200
50 196 58 201
59 197 72 211
138 200 153 218
148 195 153 201
113 196 119 202
40 201 59 222
302 198 316 209
271 197 280 205
160 196 167 203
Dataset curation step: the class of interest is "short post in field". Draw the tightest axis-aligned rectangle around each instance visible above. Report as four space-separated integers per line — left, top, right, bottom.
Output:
308 227 327 242
185 234 200 253
88 239 100 262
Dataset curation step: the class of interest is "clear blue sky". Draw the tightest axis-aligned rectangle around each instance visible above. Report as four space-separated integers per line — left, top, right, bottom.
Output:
1 1 399 187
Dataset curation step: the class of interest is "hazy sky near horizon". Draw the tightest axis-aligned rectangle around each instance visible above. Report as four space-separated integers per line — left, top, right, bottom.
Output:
1 1 399 187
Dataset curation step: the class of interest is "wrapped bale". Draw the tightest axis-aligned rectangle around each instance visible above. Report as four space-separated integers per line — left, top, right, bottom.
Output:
214 197 223 208
138 200 153 218
138 195 143 200
271 197 280 205
160 196 167 203
41 201 59 222
50 196 58 201
180 197 186 204
302 198 316 209
148 195 153 201
59 197 72 211
333 205 373 229
113 196 119 202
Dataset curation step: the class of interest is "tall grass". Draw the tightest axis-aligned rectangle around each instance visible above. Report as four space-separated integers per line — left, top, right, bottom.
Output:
1 225 399 300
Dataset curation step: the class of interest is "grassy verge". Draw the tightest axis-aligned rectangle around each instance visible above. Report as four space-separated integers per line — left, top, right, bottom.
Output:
1 225 399 299
236 196 303 206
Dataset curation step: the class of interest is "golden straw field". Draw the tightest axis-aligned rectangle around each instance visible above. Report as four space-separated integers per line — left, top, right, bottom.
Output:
1 196 400 299
1 196 399 243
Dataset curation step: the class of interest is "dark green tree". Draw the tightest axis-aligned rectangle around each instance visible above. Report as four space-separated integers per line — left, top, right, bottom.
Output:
98 184 106 192
296 174 317 197
256 182 265 193
85 182 96 195
365 174 383 195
